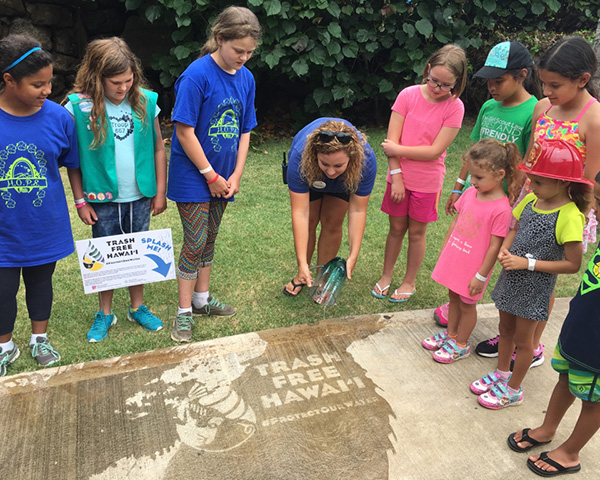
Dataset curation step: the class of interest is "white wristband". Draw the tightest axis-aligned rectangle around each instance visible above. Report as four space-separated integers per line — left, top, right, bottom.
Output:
74 198 86 205
390 168 402 175
456 178 466 186
528 257 536 271
199 165 213 174
475 272 487 282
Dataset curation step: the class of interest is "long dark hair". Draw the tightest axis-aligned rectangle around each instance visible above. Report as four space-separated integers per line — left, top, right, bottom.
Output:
538 36 598 98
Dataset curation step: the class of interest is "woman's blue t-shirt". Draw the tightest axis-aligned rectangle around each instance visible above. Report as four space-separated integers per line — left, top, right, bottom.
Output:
287 117 377 197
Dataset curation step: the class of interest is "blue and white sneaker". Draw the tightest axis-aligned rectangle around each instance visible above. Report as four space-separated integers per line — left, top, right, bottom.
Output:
478 383 524 410
470 370 510 395
432 338 470 364
128 305 163 332
87 311 117 343
0 345 20 376
422 330 449 351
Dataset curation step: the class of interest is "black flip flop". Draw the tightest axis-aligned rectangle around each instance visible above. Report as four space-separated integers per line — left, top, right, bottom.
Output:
507 428 551 453
283 278 306 297
527 451 581 477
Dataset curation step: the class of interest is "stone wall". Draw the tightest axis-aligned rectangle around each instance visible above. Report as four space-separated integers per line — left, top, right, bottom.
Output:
0 0 172 108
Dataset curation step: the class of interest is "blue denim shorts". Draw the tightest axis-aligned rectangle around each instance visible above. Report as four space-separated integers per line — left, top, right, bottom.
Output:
91 197 151 238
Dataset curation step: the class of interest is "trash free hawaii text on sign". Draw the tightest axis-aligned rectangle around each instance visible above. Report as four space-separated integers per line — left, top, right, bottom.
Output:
75 228 175 294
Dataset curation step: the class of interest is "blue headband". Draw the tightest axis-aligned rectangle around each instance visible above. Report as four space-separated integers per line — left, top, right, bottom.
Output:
2 47 42 73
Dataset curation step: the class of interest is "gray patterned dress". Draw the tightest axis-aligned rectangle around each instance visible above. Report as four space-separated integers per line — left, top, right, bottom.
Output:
492 196 573 322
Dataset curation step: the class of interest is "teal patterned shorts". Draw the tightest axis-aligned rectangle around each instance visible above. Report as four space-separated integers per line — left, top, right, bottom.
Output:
552 345 600 402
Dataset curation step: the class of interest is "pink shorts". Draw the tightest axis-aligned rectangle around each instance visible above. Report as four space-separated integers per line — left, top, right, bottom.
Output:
381 183 440 223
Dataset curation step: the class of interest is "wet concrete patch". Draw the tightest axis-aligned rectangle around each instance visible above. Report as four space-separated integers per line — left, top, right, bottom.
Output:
1 300 599 479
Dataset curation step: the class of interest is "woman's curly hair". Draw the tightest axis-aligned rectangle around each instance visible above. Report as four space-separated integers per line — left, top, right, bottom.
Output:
300 120 367 193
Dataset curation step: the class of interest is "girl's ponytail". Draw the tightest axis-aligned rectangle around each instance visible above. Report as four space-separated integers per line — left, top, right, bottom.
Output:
502 142 522 205
568 182 592 214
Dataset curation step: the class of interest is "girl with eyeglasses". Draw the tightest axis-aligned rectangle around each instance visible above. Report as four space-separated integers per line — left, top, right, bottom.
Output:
372 44 467 303
283 118 377 296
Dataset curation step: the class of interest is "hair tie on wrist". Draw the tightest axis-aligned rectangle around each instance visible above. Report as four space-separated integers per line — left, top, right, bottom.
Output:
75 201 87 209
207 173 219 184
451 189 463 195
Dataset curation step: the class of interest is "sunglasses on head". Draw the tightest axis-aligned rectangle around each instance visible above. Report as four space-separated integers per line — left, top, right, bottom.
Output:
318 130 353 145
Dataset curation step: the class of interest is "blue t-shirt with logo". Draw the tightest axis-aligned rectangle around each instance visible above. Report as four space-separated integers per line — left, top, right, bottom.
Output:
167 55 257 203
0 100 79 267
287 117 377 197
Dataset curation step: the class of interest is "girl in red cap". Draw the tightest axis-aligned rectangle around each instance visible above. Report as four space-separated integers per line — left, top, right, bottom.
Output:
471 138 592 409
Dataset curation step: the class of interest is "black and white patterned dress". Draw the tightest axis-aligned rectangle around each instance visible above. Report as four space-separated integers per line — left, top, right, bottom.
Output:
492 195 583 322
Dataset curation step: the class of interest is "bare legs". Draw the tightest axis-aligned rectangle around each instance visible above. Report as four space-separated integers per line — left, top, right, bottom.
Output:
285 196 348 294
178 266 212 309
513 374 600 473
374 215 427 300
446 290 477 345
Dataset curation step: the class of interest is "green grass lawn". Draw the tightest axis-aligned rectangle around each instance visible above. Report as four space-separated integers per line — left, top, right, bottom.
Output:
8 118 592 375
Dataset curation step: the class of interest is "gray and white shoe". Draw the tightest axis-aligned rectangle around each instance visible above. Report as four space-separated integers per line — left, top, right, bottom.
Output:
0 345 20 376
192 296 236 316
29 337 60 366
171 314 194 343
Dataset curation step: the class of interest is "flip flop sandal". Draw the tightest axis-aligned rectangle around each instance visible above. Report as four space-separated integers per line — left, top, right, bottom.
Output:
371 282 390 299
507 428 552 453
388 289 416 303
527 451 581 477
283 278 306 297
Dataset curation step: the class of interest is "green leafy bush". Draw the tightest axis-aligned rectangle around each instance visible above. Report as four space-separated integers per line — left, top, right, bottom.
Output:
123 0 598 122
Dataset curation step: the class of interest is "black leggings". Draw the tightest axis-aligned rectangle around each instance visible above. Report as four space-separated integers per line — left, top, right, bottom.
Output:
0 262 56 336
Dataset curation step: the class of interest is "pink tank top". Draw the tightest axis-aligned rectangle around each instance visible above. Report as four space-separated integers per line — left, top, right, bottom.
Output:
533 97 597 166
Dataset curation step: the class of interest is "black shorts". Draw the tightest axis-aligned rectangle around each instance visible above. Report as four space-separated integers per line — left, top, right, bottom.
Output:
309 189 350 203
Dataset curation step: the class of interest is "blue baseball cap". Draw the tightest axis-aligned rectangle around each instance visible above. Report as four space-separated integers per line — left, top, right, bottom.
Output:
474 41 533 79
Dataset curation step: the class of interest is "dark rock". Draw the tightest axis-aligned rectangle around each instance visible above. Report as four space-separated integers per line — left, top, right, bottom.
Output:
0 0 26 16
9 18 52 49
26 3 73 27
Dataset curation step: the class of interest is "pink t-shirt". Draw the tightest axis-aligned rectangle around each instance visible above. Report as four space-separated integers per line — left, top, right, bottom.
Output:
386 85 464 193
431 187 512 300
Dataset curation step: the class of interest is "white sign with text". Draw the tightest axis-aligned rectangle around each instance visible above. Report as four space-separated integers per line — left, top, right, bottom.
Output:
75 228 175 294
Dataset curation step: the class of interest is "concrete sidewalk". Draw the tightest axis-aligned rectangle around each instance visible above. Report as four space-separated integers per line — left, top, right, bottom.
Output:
0 298 598 479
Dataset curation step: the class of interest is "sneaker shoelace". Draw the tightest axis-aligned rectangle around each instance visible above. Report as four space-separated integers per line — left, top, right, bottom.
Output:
91 312 106 330
176 316 194 331
31 340 57 359
488 336 499 346
206 297 225 313
134 306 155 326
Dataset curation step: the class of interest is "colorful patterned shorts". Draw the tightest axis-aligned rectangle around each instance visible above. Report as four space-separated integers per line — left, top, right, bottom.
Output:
552 345 600 402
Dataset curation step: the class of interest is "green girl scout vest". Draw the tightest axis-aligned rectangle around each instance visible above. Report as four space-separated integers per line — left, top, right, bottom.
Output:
68 89 158 202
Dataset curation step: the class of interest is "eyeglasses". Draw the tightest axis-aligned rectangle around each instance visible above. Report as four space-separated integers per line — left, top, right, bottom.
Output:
318 130 353 145
426 75 455 92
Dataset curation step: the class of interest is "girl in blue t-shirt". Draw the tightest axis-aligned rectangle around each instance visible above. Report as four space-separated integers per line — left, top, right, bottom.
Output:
0 34 80 376
66 37 168 343
167 6 261 342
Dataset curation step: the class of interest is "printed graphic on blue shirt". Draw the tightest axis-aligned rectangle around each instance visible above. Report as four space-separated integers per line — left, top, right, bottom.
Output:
208 97 241 153
580 246 600 295
0 141 48 209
